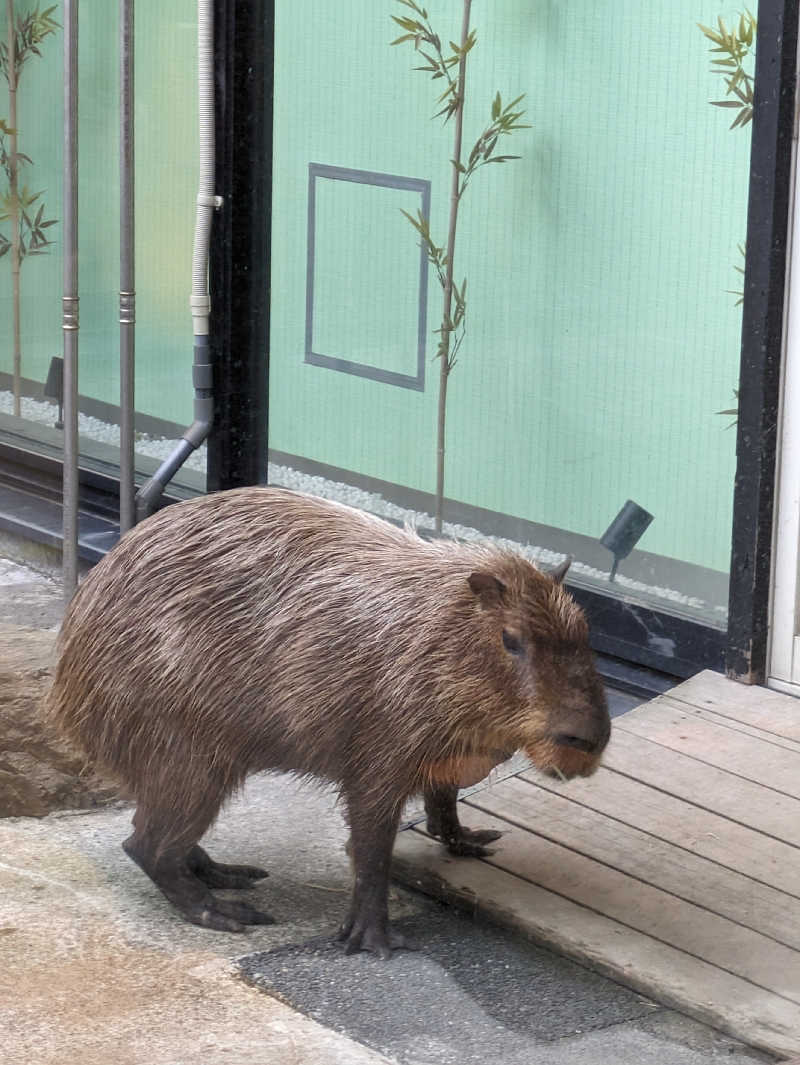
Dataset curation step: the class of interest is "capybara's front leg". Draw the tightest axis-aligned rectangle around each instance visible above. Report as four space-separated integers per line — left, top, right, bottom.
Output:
339 800 411 959
424 783 502 858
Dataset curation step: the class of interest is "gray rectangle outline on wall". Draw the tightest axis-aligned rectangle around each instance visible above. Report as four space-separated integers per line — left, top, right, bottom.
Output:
305 163 430 391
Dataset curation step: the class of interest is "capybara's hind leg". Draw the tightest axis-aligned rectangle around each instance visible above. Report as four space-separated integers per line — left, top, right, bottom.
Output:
123 809 275 932
186 844 269 889
424 783 502 857
338 799 413 959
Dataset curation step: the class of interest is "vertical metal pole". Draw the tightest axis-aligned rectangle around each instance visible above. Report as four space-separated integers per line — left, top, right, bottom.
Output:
206 0 272 492
725 0 799 682
119 0 136 533
62 0 79 598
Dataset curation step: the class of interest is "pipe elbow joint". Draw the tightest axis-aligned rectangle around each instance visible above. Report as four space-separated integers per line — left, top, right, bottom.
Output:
182 415 212 450
135 476 166 524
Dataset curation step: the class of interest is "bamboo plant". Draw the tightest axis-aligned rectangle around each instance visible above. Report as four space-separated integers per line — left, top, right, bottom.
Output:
0 2 59 417
391 0 528 533
698 10 756 427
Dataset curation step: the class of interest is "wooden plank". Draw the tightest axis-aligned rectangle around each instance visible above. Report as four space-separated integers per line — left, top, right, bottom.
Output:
465 775 800 950
519 760 800 899
667 670 800 741
580 728 800 850
683 704 800 755
416 808 800 1004
614 702 800 800
392 829 800 1058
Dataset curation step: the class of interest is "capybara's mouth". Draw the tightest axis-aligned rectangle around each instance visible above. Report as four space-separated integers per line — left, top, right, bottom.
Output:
525 742 603 781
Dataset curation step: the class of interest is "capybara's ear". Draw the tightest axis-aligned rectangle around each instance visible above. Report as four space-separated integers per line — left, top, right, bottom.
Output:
468 571 506 608
550 557 572 584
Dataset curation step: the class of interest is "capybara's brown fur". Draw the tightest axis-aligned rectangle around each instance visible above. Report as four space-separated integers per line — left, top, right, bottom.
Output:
46 486 610 956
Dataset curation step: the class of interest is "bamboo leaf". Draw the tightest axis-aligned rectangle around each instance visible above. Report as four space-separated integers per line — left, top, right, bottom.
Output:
492 91 501 119
391 15 421 31
399 207 423 233
697 22 724 44
502 93 526 113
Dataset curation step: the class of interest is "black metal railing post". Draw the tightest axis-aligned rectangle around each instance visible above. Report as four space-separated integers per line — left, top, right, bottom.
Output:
206 0 273 492
726 0 799 682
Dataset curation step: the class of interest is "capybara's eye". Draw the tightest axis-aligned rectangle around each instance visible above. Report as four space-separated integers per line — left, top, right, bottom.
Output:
502 630 524 656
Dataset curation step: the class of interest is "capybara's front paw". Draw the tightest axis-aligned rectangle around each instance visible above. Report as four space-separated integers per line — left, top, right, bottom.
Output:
428 823 503 858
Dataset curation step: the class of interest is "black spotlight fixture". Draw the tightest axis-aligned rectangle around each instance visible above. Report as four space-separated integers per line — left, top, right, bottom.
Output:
600 500 653 582
43 355 64 430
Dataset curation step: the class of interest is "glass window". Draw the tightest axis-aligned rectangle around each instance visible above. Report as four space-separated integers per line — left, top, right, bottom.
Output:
0 1 203 486
267 1 755 629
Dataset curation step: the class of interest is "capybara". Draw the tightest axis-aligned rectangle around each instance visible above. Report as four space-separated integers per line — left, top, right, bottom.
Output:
46 486 610 957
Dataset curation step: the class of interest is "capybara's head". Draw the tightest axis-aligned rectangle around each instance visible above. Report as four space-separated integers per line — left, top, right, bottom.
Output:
467 557 610 779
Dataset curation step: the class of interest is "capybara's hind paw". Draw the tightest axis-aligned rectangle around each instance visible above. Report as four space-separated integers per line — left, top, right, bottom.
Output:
187 845 269 889
214 898 276 926
182 898 276 933
338 920 416 960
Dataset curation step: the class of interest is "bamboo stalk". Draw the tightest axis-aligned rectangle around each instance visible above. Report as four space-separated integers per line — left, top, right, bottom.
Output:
435 0 471 535
5 0 20 417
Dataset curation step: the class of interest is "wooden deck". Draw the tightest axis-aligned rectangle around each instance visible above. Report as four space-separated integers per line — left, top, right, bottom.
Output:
392 671 800 1058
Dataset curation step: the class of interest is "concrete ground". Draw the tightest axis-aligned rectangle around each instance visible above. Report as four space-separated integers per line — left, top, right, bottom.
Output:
0 554 778 1065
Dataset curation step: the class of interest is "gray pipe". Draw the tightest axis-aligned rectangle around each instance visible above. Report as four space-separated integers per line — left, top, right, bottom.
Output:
62 0 79 598
119 0 135 534
135 0 219 523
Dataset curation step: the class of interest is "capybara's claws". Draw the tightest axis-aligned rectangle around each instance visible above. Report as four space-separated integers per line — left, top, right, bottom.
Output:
185 904 247 933
339 922 413 959
213 898 276 927
431 824 503 857
179 897 275 932
460 826 503 845
446 839 495 858
187 847 269 889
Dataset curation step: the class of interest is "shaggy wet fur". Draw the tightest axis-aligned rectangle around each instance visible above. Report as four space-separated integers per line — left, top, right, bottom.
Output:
46 486 610 956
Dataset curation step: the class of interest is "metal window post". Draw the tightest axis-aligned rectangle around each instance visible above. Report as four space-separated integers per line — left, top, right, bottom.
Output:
62 0 79 598
206 0 272 492
119 0 136 534
726 0 800 682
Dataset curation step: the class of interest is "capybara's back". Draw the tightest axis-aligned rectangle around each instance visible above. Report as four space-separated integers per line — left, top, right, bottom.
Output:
47 486 610 953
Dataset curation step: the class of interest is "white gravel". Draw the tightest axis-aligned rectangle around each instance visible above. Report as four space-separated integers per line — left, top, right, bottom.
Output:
1 389 724 617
